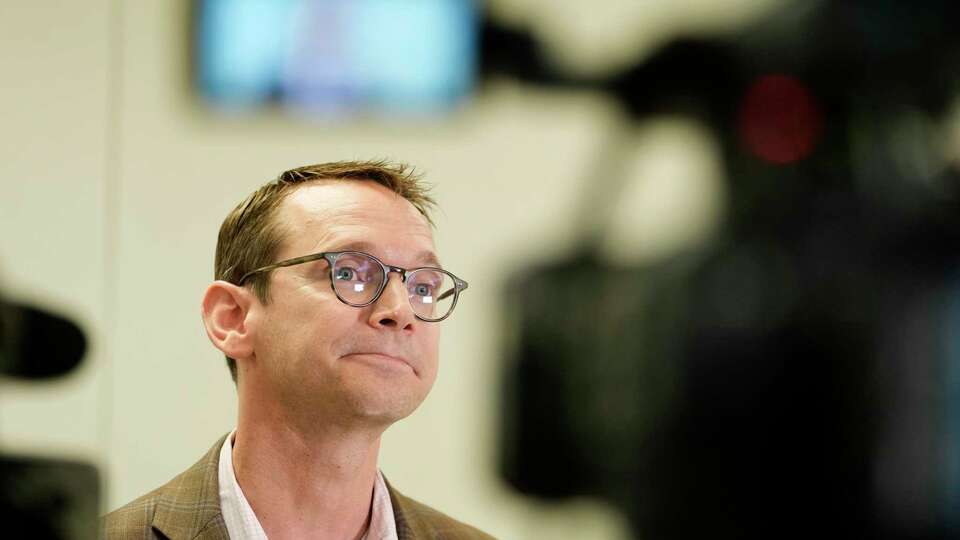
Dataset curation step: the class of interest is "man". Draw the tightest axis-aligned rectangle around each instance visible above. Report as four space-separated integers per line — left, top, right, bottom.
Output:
102 161 491 539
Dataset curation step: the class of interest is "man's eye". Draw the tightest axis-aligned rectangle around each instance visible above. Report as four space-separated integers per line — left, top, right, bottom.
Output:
413 283 434 297
335 267 357 281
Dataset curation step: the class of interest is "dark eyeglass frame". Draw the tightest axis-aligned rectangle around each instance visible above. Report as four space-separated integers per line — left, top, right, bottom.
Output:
237 250 469 322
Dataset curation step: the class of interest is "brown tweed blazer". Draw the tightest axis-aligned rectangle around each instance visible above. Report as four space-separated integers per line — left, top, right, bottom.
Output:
101 434 494 540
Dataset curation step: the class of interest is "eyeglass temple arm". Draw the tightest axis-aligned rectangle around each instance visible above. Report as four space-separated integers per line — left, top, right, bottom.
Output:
437 280 468 302
239 253 329 283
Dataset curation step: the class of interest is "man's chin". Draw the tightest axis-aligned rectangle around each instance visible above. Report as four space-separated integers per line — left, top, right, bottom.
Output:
339 386 427 427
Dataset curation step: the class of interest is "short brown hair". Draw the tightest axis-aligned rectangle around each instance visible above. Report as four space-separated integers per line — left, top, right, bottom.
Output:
214 160 436 384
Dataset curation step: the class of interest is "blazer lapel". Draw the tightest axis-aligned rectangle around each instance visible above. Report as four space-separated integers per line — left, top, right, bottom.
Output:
385 476 433 540
151 434 230 540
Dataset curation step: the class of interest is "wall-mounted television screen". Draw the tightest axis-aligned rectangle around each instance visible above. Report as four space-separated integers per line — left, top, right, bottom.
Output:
195 0 478 117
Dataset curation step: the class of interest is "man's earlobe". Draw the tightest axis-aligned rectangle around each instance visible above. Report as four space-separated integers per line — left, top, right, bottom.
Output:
201 281 255 360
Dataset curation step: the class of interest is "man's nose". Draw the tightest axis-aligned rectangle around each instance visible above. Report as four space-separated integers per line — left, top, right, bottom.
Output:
367 273 415 330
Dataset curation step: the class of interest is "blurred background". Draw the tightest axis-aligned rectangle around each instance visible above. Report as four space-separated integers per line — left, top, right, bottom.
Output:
2 0 960 538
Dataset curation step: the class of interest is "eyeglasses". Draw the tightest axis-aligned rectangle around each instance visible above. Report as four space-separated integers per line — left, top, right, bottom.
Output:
238 250 468 322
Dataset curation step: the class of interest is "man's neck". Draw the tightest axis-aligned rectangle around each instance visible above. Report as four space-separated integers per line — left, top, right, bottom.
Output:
232 417 384 540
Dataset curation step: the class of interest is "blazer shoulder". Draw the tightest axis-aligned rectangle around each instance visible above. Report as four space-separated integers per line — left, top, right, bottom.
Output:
100 435 229 540
100 485 166 539
391 488 496 540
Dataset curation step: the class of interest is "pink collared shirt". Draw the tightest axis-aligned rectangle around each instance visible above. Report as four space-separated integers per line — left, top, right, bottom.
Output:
218 430 398 540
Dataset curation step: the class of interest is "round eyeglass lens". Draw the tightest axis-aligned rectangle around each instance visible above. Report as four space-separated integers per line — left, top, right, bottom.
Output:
407 269 456 320
331 253 384 304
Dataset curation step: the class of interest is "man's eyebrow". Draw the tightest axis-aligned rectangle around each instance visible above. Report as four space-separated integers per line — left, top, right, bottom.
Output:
331 241 442 268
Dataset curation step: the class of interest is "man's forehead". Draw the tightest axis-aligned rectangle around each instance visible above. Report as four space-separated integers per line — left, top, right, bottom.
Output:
276 181 437 261
283 180 425 220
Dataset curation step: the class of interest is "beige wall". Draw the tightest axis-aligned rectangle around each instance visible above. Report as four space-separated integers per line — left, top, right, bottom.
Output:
0 1 784 538
0 0 111 462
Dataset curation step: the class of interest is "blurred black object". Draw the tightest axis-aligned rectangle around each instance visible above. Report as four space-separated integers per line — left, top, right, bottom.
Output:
0 298 87 380
494 1 960 539
0 455 99 539
0 291 98 539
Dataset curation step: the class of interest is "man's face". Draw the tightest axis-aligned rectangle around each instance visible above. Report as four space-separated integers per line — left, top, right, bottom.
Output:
247 180 441 429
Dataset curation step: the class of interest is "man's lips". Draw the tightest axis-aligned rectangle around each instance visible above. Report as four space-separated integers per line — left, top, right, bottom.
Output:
342 352 417 374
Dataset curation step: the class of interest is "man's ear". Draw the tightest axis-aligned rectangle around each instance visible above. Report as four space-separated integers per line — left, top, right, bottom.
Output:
201 280 257 361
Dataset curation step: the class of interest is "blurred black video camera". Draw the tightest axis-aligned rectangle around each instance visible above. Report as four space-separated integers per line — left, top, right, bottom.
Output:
0 293 99 539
